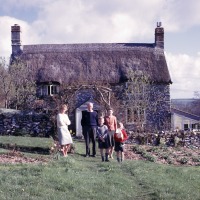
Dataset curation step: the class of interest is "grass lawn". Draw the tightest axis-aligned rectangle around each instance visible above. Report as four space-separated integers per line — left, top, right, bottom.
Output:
0 136 52 155
0 136 200 200
0 135 52 149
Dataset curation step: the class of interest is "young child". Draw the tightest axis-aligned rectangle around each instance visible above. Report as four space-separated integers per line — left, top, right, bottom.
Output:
96 117 110 162
114 122 128 163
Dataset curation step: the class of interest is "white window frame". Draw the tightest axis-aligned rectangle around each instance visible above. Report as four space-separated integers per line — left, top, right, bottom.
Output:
39 84 59 96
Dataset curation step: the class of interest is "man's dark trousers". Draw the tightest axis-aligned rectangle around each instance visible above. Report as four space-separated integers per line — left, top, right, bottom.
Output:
83 126 96 156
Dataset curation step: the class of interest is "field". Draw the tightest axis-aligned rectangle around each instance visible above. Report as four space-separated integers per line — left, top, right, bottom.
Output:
0 136 200 200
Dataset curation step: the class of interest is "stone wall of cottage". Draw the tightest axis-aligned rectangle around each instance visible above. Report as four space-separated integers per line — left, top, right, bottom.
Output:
0 109 56 137
146 84 171 131
112 83 171 131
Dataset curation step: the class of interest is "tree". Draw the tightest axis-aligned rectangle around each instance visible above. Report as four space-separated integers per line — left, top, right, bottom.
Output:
9 59 37 110
0 58 14 108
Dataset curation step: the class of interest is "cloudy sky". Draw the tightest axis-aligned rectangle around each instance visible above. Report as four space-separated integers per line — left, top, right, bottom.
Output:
0 0 200 99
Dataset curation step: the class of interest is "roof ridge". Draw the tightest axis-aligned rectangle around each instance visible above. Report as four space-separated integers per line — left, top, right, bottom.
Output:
22 43 157 54
171 107 200 118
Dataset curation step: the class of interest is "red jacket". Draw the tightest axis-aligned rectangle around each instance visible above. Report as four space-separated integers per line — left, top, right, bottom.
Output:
104 115 117 131
114 129 128 143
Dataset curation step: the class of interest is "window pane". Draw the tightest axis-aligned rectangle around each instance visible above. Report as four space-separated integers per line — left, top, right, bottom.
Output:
48 85 51 95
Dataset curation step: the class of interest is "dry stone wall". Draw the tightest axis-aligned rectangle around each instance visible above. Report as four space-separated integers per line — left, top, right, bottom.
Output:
0 109 55 137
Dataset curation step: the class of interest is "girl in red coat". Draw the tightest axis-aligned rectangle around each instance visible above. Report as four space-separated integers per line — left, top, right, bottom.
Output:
114 122 128 162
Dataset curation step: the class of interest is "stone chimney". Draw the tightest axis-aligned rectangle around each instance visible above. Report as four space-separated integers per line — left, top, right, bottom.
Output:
11 24 22 55
155 22 164 49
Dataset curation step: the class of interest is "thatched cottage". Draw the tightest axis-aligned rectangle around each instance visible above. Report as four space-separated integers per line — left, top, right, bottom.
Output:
10 22 172 135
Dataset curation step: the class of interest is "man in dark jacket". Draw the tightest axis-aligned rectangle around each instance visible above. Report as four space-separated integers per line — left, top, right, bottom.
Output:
81 102 98 157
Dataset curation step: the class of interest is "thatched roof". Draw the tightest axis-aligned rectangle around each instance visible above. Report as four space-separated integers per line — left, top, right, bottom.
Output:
18 43 172 85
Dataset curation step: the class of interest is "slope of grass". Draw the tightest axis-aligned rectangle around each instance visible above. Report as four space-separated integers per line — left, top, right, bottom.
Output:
0 136 53 155
0 136 52 148
0 137 199 200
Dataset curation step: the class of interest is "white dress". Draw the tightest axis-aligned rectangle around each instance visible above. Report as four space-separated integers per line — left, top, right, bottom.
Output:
57 113 73 145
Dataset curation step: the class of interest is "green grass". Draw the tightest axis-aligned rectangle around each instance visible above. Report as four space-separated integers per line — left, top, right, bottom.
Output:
0 136 53 155
0 136 52 148
0 148 9 153
0 137 200 200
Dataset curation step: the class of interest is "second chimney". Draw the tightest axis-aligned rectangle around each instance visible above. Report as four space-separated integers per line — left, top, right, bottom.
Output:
155 22 164 49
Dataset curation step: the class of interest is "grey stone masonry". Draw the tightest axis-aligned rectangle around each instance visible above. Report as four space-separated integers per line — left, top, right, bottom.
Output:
0 109 55 137
11 24 22 55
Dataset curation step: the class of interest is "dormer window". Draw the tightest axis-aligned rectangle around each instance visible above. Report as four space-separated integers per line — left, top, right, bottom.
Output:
47 85 59 95
37 81 60 97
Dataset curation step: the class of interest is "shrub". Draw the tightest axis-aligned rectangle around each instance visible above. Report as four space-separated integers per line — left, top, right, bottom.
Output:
178 157 188 164
132 145 146 155
166 158 173 164
161 153 169 160
192 157 200 162
143 154 156 162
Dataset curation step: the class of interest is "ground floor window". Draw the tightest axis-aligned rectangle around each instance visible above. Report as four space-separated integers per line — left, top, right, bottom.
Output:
192 124 196 129
126 107 145 124
192 123 200 130
184 124 189 130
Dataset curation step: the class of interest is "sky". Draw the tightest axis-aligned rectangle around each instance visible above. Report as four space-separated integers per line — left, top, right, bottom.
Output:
0 0 200 99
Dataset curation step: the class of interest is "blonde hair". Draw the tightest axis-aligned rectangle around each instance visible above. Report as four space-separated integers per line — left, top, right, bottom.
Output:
118 122 124 129
59 104 68 112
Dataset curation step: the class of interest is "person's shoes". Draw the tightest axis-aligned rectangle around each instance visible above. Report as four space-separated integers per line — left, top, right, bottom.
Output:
92 155 96 157
102 156 105 162
85 154 89 157
105 159 110 162
109 155 114 159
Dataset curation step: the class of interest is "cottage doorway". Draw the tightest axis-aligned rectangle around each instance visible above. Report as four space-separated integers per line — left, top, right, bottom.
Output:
75 100 100 137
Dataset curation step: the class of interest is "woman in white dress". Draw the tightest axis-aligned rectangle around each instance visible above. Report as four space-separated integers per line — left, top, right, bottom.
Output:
57 104 73 157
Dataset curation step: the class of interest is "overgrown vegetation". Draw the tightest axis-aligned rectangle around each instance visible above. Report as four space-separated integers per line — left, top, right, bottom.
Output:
130 144 200 165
